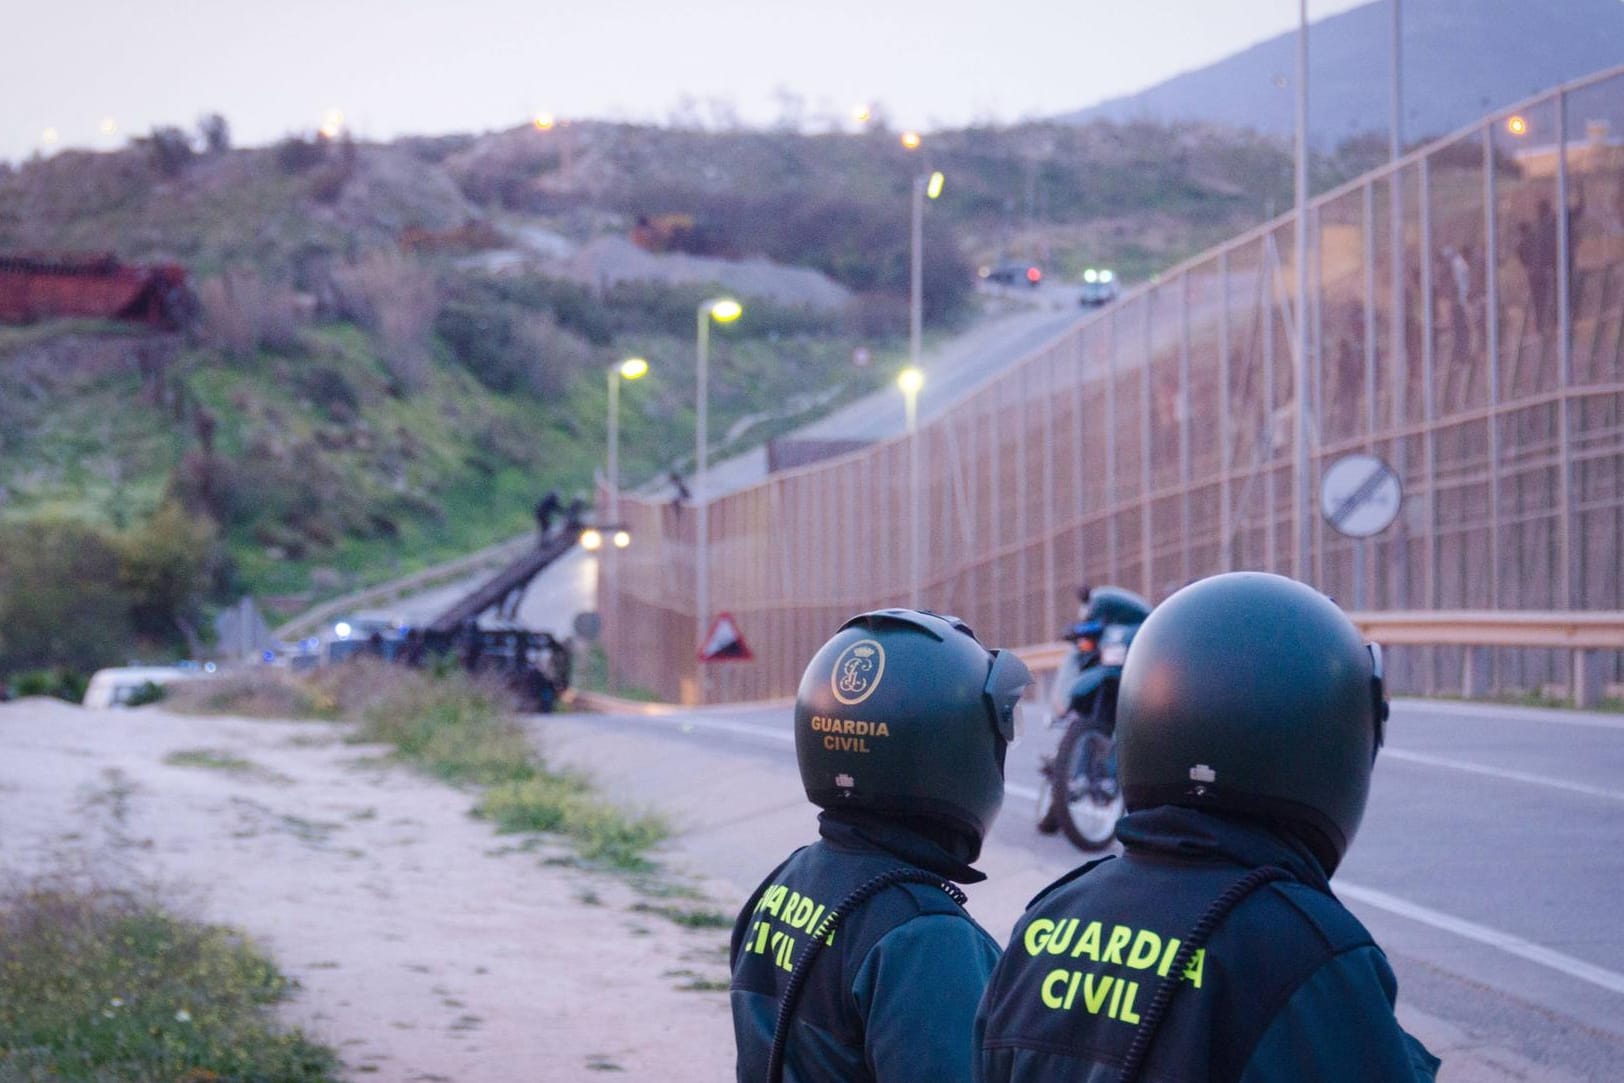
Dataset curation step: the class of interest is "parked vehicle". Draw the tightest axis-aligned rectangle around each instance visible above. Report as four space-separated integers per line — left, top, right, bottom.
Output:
1035 586 1152 850
82 665 203 709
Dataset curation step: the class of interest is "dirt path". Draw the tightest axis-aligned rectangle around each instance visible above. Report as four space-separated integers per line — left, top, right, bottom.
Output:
0 697 736 1082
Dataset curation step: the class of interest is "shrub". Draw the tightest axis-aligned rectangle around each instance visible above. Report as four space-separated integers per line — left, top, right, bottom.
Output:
199 269 308 359
139 126 195 178
0 518 131 675
274 135 327 173
332 252 440 394
198 112 231 154
117 501 217 645
0 880 340 1081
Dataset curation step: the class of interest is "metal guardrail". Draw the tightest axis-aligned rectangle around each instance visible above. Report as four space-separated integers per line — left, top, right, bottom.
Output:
271 532 536 643
1012 611 1624 708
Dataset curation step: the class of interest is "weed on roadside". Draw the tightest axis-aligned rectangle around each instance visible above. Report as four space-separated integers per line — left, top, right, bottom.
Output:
164 748 292 784
630 901 732 929
0 878 341 1081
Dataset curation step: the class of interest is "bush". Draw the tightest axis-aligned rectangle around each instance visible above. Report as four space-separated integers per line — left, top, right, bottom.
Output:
7 668 89 703
199 269 308 359
138 126 195 178
0 880 340 1081
0 518 132 675
274 135 327 174
332 252 440 394
118 501 217 645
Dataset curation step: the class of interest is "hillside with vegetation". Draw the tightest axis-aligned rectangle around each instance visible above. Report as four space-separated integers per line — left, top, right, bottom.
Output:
0 112 1309 680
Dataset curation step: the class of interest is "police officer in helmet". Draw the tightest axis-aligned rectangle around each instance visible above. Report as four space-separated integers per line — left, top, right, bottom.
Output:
731 608 1032 1083
974 572 1439 1082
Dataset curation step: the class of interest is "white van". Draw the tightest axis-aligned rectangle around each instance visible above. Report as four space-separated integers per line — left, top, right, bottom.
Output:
81 666 199 709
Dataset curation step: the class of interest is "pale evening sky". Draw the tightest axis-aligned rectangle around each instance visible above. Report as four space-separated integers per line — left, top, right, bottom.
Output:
3 0 1371 162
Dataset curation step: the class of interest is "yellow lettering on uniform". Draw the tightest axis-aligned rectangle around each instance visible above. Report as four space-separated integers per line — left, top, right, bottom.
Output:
1041 969 1070 1010
787 895 815 930
758 885 786 917
1024 919 1056 956
1126 929 1161 970
1158 937 1182 977
1046 919 1078 955
1072 920 1102 961
805 904 825 937
752 920 771 956
1062 971 1083 1010
1119 980 1141 1024
1103 925 1132 964
1183 949 1205 989
825 735 838 750
1108 975 1125 1018
1082 973 1113 1015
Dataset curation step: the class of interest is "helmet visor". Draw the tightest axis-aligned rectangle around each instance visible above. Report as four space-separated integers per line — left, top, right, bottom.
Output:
983 649 1033 744
1367 642 1389 756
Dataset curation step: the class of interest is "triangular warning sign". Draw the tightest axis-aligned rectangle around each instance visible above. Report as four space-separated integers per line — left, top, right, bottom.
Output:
698 611 754 662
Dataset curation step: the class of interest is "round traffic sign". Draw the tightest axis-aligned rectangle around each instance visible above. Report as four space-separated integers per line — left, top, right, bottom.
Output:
1320 454 1402 538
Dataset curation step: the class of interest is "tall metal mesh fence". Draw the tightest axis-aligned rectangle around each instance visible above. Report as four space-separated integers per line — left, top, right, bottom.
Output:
605 67 1624 705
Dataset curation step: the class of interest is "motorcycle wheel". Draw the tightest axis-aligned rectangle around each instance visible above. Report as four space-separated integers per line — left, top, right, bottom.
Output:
1052 717 1123 852
1035 756 1061 835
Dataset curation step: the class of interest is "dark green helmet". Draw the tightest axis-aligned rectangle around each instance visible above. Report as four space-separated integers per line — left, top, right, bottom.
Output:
795 609 1032 848
1083 585 1153 626
1115 572 1387 873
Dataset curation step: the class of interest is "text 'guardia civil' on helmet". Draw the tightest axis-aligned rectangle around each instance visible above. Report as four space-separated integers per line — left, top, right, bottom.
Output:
1115 572 1388 874
795 609 1032 848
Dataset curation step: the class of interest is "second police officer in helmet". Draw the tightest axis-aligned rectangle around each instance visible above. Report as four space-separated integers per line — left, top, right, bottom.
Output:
974 572 1440 1082
730 608 1032 1083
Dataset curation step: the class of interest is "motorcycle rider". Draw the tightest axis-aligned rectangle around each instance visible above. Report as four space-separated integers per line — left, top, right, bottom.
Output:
975 572 1440 1082
731 608 1031 1083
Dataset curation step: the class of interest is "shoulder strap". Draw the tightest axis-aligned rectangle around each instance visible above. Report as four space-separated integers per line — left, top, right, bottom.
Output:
765 866 968 1083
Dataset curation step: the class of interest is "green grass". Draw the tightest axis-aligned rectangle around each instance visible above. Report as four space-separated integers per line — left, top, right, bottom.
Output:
0 882 341 1082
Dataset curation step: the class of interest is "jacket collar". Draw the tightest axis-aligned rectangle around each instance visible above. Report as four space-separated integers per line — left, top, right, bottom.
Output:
1114 805 1332 894
817 810 987 885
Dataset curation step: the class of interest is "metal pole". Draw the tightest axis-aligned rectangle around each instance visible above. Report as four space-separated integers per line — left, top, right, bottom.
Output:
1556 91 1573 611
1294 0 1312 583
607 368 620 693
1483 125 1502 610
695 307 710 703
1141 295 1153 598
1420 155 1437 611
1390 0 1403 161
1360 181 1378 610
1219 251 1232 570
1180 272 1192 586
1107 309 1120 582
906 385 920 608
910 176 924 371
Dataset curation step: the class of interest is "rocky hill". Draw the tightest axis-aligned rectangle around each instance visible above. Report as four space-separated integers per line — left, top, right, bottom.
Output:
1061 0 1624 147
0 113 1308 677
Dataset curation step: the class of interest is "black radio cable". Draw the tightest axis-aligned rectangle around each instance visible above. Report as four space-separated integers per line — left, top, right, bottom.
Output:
765 868 969 1083
1116 865 1296 1083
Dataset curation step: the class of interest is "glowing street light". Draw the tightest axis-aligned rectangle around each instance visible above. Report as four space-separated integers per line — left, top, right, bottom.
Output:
853 104 872 124
320 108 345 140
604 356 648 695
900 130 922 151
1506 114 1528 137
694 298 742 700
533 112 557 131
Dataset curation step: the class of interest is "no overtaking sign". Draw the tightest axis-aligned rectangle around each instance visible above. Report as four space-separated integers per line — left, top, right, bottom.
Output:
1320 454 1402 539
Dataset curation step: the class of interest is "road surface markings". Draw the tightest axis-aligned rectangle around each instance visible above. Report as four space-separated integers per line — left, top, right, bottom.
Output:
1337 880 1624 998
1383 747 1624 804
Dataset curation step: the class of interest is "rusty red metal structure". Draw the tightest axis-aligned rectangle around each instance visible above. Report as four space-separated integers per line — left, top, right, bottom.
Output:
0 253 194 329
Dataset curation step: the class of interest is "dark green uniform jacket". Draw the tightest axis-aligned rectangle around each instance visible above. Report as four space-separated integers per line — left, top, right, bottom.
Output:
973 807 1440 1083
730 811 1001 1083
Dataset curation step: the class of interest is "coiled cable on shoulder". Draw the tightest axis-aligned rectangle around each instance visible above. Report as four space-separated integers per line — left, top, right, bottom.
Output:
766 868 968 1083
1116 865 1296 1083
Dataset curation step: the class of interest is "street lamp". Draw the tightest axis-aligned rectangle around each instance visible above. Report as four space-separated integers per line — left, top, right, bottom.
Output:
910 168 944 375
695 297 742 700
605 357 648 692
897 366 926 607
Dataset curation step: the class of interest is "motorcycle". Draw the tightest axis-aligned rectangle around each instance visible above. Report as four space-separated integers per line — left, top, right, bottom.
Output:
1036 587 1151 850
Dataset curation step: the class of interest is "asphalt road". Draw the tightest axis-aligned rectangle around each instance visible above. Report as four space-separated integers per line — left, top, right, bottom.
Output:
541 694 1624 1082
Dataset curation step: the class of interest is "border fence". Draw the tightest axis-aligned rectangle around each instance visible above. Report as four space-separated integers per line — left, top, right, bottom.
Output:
603 66 1624 706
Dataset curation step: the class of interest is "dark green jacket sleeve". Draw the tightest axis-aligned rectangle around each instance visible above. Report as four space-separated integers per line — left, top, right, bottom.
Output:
853 914 1001 1083
1240 945 1440 1083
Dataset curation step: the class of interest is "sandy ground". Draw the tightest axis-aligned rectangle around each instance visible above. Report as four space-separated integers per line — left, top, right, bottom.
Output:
0 697 738 1082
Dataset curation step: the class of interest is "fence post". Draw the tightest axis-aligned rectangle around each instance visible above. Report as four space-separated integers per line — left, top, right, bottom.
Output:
1556 89 1575 613
1220 250 1233 571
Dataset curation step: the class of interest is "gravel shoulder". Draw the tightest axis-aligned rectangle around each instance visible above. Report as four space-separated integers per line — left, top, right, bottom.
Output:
0 696 735 1082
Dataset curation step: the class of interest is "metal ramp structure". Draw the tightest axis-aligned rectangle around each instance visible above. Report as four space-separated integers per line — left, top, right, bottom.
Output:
426 527 582 635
